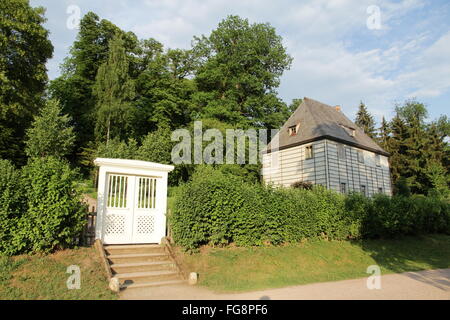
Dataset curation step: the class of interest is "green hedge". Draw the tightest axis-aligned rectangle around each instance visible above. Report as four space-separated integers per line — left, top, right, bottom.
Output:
171 167 450 250
0 157 86 255
0 160 24 255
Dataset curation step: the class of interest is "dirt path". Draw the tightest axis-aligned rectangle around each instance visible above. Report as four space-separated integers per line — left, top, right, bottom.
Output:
82 194 97 212
120 268 450 300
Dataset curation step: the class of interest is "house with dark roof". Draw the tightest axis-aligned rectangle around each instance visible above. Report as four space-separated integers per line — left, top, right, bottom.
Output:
262 97 392 196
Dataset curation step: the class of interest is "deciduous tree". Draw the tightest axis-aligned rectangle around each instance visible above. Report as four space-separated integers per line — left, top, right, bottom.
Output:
93 34 135 144
192 15 293 129
0 0 53 163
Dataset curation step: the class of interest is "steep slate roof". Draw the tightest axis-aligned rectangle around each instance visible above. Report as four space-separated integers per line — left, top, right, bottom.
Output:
265 97 389 156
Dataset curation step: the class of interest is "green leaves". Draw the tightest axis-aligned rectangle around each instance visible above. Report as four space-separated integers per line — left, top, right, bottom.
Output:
0 157 86 255
93 33 136 143
0 0 53 163
171 167 450 250
171 167 348 250
25 99 76 159
382 99 449 196
193 15 293 129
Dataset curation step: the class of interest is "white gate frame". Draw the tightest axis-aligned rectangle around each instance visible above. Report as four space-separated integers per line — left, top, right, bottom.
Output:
94 158 174 244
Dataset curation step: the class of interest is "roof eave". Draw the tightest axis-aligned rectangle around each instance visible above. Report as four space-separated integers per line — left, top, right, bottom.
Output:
263 135 390 157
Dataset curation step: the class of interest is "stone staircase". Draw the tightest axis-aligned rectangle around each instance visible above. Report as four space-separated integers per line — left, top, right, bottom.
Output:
105 244 186 290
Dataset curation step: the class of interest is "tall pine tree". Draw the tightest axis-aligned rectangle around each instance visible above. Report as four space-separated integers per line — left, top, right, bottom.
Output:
49 12 139 158
93 33 135 144
355 101 376 139
395 100 429 193
378 116 389 148
384 99 449 195
385 113 409 187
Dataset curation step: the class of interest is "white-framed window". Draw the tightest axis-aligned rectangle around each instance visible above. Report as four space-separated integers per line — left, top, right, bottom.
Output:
357 150 364 163
340 182 347 194
361 185 367 196
338 144 346 160
375 154 381 166
305 145 314 159
288 123 300 136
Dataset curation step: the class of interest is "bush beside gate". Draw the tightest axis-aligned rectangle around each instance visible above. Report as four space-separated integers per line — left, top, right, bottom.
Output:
0 157 86 255
171 167 450 250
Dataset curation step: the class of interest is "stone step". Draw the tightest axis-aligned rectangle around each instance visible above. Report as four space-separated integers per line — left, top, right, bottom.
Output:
104 244 165 255
107 253 169 264
120 279 186 290
111 260 175 274
116 270 180 284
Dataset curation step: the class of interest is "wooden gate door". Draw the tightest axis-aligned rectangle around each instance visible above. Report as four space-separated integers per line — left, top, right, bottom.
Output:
131 176 164 243
103 174 164 244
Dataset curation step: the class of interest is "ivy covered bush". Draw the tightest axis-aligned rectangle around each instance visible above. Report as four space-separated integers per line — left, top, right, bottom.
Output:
0 157 86 255
171 167 450 250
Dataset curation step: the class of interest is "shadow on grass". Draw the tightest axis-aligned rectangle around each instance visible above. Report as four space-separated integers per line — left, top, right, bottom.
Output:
352 234 450 291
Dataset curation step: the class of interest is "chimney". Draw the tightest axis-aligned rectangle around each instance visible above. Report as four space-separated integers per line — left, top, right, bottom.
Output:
335 105 341 111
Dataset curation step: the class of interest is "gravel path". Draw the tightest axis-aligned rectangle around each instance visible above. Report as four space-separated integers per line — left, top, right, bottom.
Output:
120 268 450 300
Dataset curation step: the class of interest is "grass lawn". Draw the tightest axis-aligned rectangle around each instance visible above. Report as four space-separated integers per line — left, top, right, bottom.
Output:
0 247 117 300
178 234 450 293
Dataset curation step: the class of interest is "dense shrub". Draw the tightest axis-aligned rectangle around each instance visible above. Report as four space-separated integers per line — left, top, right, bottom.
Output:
342 193 449 239
172 167 351 249
0 160 24 255
172 167 450 250
0 157 87 255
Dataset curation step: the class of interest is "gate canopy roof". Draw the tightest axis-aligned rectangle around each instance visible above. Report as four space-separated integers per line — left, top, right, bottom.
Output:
94 158 174 172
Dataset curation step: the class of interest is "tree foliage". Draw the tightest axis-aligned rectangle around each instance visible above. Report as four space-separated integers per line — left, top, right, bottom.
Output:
379 99 449 196
192 15 293 128
0 157 86 255
49 12 139 158
355 101 376 139
25 99 76 158
0 0 53 163
93 33 135 143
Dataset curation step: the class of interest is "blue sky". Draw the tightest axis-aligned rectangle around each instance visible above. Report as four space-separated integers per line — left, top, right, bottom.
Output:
31 0 450 124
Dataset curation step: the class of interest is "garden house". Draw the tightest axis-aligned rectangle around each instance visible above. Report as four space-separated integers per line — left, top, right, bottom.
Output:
262 97 392 196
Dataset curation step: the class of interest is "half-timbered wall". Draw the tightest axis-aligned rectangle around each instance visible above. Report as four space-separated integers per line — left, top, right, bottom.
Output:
262 139 392 196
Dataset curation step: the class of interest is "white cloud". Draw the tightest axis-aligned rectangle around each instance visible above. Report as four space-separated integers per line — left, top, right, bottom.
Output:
31 0 449 121
398 31 450 98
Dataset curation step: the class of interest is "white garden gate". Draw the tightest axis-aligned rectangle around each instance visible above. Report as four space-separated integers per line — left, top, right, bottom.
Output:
94 158 174 245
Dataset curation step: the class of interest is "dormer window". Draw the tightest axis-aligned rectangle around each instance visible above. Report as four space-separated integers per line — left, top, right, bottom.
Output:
288 123 300 136
340 124 356 137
